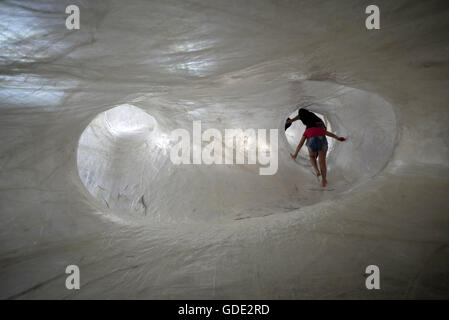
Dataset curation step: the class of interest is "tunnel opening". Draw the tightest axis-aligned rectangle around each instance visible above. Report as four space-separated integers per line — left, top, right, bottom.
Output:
281 81 398 184
77 104 158 217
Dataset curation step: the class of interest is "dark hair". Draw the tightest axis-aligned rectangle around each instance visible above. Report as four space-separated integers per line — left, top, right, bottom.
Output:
298 108 324 128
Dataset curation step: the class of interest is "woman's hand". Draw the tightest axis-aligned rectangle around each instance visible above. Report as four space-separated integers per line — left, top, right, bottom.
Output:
338 137 346 142
290 153 297 160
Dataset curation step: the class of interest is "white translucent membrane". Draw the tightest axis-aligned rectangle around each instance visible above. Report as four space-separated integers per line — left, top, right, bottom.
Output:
0 0 448 299
76 82 396 222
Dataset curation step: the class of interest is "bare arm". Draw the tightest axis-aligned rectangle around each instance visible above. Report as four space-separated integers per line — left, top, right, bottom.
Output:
286 115 300 124
291 135 306 159
325 131 346 141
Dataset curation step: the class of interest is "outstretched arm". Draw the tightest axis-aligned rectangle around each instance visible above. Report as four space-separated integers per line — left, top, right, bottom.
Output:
286 115 300 124
291 136 306 159
325 131 346 141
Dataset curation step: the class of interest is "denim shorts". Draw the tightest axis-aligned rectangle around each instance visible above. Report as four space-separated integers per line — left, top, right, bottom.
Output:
306 135 328 153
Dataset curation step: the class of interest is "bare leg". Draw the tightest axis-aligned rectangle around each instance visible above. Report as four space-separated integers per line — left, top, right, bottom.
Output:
308 151 320 177
318 149 327 187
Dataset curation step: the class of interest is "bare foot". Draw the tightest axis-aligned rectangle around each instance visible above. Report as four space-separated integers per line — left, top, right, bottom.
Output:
322 179 327 187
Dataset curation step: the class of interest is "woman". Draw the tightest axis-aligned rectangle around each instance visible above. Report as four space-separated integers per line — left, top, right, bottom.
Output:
288 108 345 187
